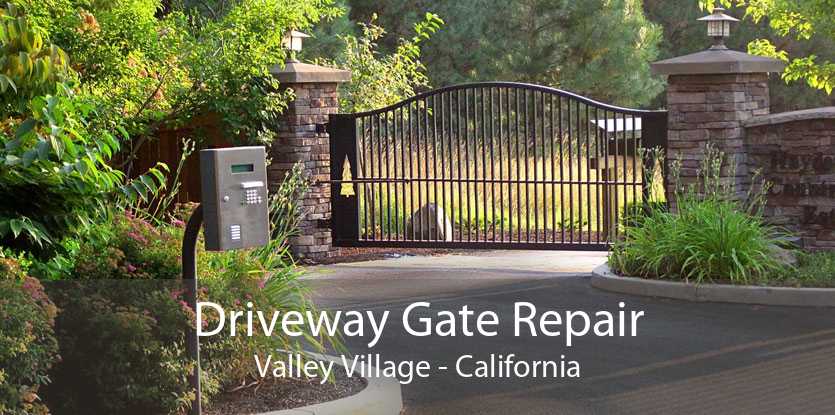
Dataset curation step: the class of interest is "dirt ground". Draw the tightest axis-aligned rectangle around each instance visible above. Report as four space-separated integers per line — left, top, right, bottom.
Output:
309 246 470 265
204 372 366 415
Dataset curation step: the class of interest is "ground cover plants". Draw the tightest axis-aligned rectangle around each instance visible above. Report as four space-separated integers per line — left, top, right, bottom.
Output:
768 251 835 288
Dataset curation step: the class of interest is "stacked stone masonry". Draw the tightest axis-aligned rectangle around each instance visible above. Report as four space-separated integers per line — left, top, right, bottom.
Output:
744 114 835 250
666 73 770 206
666 72 835 249
268 82 340 259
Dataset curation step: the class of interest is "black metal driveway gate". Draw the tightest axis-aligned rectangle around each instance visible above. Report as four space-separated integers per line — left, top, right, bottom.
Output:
328 82 667 250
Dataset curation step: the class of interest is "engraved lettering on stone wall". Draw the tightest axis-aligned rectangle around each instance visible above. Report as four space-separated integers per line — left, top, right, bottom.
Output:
771 151 834 174
760 148 835 230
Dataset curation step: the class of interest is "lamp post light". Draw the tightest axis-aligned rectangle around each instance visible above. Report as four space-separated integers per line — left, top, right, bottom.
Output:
698 7 739 50
282 30 310 62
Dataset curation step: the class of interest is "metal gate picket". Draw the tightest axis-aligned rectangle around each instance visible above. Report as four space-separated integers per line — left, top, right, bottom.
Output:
330 82 666 250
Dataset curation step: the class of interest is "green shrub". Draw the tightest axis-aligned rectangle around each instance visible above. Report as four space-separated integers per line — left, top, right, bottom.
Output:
0 6 167 260
0 256 60 415
45 278 194 415
610 145 784 284
42 164 335 414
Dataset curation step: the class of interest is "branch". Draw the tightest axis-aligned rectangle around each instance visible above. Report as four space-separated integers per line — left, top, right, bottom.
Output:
198 0 219 20
115 86 201 171
129 63 176 119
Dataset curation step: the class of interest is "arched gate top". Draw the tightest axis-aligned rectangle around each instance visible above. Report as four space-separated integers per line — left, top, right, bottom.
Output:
345 82 666 118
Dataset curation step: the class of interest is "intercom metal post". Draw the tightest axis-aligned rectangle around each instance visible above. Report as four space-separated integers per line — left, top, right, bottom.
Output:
183 146 270 415
182 205 204 415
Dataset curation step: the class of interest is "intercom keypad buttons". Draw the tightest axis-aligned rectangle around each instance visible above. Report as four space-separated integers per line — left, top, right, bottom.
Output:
241 181 264 205
243 188 259 205
200 147 269 251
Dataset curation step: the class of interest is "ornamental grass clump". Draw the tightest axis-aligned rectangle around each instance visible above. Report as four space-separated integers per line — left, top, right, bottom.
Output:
610 145 784 284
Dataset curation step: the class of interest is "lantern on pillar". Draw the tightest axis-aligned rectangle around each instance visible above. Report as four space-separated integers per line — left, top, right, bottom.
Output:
282 30 310 62
698 7 739 50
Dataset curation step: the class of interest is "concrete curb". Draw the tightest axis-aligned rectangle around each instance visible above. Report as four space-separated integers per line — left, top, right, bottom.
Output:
591 263 835 307
256 352 403 415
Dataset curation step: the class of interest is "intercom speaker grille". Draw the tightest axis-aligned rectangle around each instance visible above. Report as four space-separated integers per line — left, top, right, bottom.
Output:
230 224 242 241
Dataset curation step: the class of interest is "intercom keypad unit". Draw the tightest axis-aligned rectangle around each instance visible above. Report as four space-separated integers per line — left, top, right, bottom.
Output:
200 146 269 251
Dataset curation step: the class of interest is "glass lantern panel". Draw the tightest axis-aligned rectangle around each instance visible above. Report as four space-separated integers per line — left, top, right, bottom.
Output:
707 21 723 37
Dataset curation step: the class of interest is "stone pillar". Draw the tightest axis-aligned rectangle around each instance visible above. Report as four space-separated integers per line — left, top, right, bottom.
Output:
651 49 784 206
269 61 350 260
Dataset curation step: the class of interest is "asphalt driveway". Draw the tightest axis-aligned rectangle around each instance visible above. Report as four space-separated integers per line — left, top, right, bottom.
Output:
305 251 835 415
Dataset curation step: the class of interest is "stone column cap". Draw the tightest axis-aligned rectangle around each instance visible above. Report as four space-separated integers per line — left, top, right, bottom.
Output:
743 106 835 128
651 49 785 76
270 61 351 84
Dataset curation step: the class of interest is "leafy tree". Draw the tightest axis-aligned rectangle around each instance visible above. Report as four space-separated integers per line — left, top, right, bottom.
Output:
302 0 358 62
346 0 664 107
702 0 835 94
0 4 70 106
11 0 341 171
0 4 166 258
319 12 443 112
645 0 834 111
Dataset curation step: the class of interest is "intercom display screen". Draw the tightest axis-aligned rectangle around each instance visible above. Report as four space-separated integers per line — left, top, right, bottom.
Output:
231 163 255 173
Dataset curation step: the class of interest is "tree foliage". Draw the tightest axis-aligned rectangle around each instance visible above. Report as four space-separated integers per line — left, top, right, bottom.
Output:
0 1 343 263
0 4 167 257
0 3 70 106
322 12 443 112
345 0 664 107
0 0 341 258
644 0 834 111
702 0 835 94
11 0 341 155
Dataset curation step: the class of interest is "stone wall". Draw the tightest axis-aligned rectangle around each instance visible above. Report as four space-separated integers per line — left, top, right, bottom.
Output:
665 73 770 204
269 82 341 259
744 108 835 250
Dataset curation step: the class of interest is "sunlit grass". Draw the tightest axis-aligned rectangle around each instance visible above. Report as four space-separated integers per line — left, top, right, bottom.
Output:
355 143 664 242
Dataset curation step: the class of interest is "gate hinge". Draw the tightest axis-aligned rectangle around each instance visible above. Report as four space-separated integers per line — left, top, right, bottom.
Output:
316 123 328 134
317 218 331 229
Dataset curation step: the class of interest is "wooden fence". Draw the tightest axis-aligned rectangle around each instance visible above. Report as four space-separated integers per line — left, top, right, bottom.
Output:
120 115 232 203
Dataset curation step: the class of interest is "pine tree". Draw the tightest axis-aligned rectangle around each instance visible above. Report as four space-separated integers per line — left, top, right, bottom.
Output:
346 0 665 107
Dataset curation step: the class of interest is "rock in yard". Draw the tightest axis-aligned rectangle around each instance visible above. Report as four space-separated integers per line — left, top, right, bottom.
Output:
770 244 798 267
406 203 453 241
